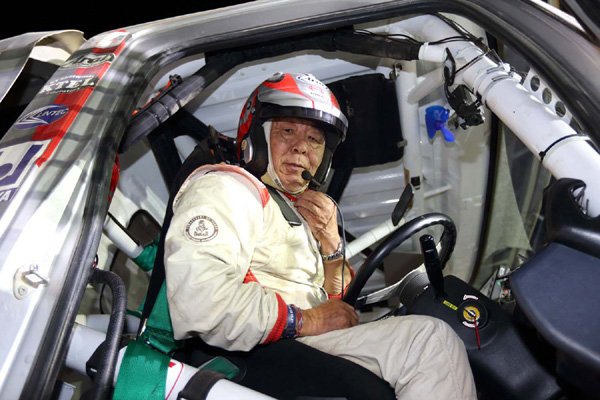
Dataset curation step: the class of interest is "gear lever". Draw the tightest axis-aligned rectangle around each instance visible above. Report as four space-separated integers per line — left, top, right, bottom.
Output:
420 234 446 300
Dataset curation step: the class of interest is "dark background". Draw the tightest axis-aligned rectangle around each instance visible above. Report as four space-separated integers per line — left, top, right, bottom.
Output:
2 1 253 40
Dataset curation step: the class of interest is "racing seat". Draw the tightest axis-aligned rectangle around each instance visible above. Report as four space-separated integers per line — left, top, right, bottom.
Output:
125 135 396 400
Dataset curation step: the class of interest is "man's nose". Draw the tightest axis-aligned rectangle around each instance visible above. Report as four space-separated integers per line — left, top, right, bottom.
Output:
291 135 309 154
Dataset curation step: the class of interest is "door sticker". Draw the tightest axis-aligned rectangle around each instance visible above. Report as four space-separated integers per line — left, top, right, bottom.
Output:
0 141 49 202
14 105 69 130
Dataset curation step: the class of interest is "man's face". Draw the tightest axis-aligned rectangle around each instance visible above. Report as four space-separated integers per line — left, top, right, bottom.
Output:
270 117 326 192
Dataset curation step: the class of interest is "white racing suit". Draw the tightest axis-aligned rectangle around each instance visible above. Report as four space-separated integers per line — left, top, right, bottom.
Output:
164 165 476 400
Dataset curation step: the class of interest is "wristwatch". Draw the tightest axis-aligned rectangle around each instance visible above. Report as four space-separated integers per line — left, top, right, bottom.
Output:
321 241 344 262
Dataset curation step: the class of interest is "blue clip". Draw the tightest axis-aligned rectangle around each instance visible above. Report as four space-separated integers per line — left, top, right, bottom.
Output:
425 106 454 142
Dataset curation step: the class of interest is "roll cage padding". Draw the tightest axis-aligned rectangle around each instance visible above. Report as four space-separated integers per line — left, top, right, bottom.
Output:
120 29 422 154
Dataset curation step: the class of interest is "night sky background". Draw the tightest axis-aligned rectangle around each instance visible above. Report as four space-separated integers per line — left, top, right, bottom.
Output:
2 1 253 40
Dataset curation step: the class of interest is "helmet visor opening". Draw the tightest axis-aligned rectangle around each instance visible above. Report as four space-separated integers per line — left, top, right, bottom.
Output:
260 104 347 142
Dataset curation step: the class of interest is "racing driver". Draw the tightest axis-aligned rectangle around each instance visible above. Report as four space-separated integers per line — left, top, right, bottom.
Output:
164 72 476 399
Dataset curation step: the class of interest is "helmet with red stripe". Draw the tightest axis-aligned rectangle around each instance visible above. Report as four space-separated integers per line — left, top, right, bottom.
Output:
237 72 348 189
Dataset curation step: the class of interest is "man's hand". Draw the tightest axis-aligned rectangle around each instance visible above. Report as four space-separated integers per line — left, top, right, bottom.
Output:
295 189 351 295
299 298 358 337
295 190 339 254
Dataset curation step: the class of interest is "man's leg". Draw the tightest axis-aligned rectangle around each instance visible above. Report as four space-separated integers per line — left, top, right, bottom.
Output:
176 337 396 400
298 315 477 400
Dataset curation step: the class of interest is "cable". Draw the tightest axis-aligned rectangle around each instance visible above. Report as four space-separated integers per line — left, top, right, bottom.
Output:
429 36 474 45
435 14 488 52
302 169 348 299
354 29 422 46
435 13 502 64
88 268 127 400
324 194 348 301
455 50 491 76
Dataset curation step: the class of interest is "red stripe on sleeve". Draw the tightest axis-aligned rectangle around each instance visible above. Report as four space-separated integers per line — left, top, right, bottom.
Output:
241 271 286 343
262 293 287 344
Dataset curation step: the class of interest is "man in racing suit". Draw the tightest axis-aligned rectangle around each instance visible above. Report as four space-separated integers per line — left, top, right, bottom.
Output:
164 72 476 399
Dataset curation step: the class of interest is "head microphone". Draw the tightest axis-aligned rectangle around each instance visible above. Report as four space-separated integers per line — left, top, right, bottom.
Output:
302 170 319 186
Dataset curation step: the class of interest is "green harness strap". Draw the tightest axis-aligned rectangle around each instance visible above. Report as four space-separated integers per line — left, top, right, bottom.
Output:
139 282 179 354
132 238 159 272
113 340 170 399
112 281 239 399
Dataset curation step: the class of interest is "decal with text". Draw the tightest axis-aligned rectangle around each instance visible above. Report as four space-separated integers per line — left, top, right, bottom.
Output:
0 141 50 202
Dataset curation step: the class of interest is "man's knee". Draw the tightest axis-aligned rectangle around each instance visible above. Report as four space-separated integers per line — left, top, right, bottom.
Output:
416 315 459 339
387 314 448 335
389 315 466 354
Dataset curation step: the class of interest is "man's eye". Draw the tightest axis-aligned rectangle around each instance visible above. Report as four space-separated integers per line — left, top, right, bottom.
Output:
310 135 324 144
279 128 295 139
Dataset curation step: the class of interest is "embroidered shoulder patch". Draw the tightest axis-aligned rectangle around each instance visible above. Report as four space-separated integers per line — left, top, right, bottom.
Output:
185 215 218 242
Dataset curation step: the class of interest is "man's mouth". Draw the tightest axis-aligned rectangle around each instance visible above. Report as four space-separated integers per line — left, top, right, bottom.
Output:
284 162 307 171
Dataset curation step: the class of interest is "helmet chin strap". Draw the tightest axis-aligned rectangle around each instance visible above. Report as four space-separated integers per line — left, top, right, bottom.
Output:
261 120 310 195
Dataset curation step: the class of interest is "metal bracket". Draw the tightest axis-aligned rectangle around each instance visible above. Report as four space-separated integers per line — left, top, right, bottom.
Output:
389 63 402 81
13 264 50 300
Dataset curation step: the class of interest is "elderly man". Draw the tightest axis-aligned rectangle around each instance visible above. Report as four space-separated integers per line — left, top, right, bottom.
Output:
164 72 476 399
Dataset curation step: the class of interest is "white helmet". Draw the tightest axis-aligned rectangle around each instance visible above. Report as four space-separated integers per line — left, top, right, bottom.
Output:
237 72 348 189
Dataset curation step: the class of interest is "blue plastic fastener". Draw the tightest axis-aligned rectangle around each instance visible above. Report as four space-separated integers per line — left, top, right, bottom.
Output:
425 106 455 142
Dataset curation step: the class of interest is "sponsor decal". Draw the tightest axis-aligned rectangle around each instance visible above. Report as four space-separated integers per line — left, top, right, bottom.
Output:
296 74 328 102
296 74 327 88
27 30 129 170
59 53 115 70
0 188 16 202
304 84 327 102
39 74 98 95
0 141 49 203
185 215 219 242
14 104 68 130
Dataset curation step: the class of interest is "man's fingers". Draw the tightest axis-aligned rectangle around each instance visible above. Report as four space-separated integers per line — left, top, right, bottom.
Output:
295 196 326 217
295 205 319 228
300 298 359 336
333 298 359 327
296 203 330 233
343 302 359 326
296 190 334 213
295 203 316 218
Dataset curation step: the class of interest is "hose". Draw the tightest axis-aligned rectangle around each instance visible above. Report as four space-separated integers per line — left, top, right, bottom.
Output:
89 268 127 400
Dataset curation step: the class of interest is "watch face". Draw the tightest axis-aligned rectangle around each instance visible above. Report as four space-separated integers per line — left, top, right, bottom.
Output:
322 242 344 261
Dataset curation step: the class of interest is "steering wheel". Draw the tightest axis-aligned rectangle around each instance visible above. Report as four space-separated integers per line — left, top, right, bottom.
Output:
343 213 457 308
